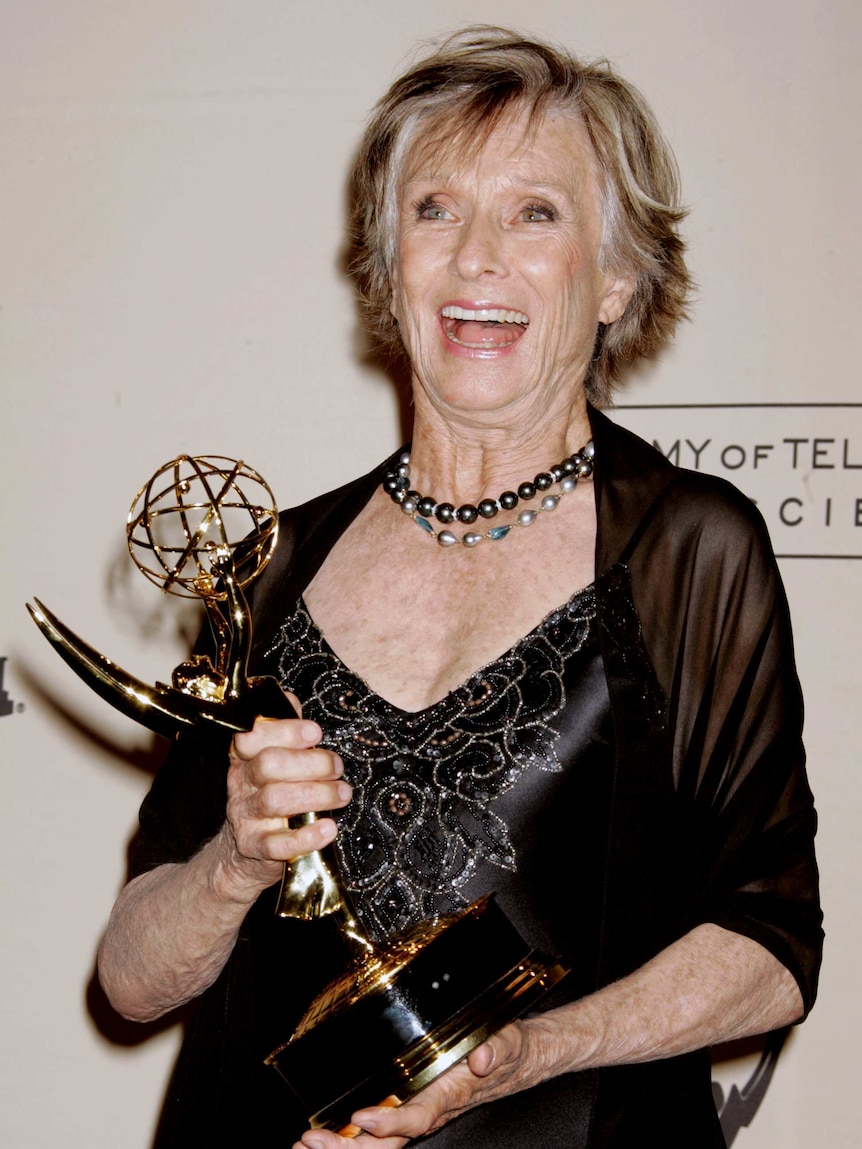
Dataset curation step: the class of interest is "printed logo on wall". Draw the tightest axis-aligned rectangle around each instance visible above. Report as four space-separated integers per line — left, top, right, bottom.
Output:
0 657 17 718
612 403 862 559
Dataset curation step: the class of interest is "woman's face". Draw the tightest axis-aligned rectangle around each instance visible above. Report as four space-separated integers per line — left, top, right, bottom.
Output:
390 107 632 430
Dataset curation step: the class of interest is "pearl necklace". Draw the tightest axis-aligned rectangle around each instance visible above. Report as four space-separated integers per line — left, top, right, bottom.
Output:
382 441 594 547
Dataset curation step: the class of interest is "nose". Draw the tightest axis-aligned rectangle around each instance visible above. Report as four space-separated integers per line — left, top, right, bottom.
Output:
452 212 508 281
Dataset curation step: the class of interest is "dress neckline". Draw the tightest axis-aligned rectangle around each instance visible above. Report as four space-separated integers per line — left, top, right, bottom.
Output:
297 581 597 720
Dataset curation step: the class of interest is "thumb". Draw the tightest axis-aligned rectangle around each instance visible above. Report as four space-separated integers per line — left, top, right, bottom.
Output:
283 689 303 717
468 1022 524 1077
467 1037 499 1077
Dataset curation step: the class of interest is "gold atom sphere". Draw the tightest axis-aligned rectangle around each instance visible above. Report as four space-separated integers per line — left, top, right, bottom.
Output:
126 455 278 598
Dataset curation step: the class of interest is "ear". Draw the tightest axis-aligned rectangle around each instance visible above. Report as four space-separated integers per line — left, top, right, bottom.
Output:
597 271 635 325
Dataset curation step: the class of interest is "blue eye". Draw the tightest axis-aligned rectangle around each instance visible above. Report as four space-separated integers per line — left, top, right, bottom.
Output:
520 203 556 222
416 198 452 220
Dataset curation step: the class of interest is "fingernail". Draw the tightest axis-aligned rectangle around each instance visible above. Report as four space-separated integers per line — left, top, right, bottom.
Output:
319 820 338 844
337 782 353 802
303 1137 325 1149
302 721 322 742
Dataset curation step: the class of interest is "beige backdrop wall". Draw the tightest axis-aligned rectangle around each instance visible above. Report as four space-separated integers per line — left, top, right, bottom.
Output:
2 2 859 1146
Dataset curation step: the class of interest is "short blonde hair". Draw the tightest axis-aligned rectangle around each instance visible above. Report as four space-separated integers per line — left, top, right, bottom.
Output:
349 25 692 405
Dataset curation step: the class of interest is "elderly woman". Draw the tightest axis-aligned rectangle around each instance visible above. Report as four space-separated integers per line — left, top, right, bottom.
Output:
98 26 821 1149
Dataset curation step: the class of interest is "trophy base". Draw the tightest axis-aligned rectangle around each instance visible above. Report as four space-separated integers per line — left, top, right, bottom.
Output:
266 895 567 1133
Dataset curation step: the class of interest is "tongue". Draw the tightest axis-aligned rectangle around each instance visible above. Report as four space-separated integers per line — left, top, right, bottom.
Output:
447 319 526 347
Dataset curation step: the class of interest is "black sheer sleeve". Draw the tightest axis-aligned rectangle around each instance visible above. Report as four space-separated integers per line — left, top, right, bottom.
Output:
627 474 822 1014
590 408 821 1015
129 724 231 878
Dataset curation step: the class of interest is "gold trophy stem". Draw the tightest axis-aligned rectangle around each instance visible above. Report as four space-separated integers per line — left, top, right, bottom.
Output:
278 815 373 955
210 552 251 702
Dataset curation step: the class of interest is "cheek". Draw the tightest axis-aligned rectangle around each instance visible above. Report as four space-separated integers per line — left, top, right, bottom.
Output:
529 239 592 295
558 254 612 320
390 247 440 331
387 280 433 362
397 238 435 291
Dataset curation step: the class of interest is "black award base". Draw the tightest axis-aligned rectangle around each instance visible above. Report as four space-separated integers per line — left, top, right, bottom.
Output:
266 895 568 1135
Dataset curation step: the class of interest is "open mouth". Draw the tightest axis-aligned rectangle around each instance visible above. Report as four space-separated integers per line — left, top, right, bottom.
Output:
440 305 529 349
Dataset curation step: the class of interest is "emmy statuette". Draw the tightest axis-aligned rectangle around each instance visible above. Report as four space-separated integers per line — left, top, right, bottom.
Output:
28 454 568 1135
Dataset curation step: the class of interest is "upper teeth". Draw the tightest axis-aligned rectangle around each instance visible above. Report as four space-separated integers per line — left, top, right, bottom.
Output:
441 306 528 324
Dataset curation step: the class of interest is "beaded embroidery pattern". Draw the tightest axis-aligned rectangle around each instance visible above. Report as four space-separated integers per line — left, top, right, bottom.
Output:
266 586 597 941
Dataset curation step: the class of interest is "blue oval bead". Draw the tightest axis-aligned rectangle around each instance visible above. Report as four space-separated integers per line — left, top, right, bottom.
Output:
489 525 511 540
415 516 435 534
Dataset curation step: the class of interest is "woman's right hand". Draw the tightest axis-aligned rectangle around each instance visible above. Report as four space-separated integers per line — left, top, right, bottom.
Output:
223 693 351 892
99 692 350 1021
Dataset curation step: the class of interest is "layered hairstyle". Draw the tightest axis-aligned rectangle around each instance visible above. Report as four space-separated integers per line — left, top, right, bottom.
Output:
348 25 693 405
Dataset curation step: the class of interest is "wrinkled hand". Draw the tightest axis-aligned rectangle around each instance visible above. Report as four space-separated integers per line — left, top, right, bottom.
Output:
223 692 350 889
293 1020 545 1149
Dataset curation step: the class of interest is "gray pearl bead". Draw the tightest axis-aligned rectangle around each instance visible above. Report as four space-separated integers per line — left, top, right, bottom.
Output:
463 532 483 547
518 509 537 526
437 530 458 547
541 495 560 512
583 441 595 459
561 477 577 493
402 497 418 514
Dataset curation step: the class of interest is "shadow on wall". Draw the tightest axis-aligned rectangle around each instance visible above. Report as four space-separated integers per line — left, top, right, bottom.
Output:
713 1028 789 1146
17 661 168 781
86 965 190 1047
17 660 184 1053
105 536 206 651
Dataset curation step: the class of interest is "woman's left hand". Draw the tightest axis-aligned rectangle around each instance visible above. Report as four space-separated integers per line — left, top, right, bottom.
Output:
292 923 805 1149
293 1020 538 1148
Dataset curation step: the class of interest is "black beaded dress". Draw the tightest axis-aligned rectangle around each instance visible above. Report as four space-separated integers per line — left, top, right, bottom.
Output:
132 409 822 1149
